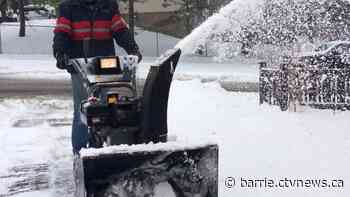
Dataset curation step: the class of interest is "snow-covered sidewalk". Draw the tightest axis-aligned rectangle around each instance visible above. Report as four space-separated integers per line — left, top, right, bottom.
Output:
0 54 259 83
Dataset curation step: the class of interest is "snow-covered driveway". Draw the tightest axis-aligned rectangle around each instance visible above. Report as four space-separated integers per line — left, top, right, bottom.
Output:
0 80 349 197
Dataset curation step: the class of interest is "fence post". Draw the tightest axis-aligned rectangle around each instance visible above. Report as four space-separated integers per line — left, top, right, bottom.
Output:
259 61 267 105
205 42 208 57
0 24 2 54
156 31 159 57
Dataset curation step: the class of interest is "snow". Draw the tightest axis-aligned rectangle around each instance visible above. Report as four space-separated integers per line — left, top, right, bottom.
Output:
0 20 179 57
80 140 217 158
1 1 350 196
1 20 57 55
1 80 350 196
0 54 68 80
0 98 74 196
176 0 263 55
14 190 51 197
0 54 259 83
170 80 350 197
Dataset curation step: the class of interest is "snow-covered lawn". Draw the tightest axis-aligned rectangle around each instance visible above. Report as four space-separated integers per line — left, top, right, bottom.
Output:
169 80 350 197
0 80 349 196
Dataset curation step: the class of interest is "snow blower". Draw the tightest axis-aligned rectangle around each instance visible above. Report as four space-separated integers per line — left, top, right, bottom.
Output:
70 48 218 197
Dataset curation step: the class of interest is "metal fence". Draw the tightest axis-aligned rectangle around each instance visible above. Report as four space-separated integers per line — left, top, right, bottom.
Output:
0 23 177 56
0 24 2 53
259 62 350 111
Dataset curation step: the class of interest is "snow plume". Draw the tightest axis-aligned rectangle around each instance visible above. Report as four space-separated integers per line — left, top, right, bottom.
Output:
176 0 263 57
177 0 350 62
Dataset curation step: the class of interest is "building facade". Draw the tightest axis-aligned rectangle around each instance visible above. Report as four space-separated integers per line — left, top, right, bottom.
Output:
118 0 185 38
118 0 180 14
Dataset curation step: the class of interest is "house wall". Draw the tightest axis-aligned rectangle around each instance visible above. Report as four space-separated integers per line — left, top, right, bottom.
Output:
122 11 187 38
118 0 181 14
119 0 185 38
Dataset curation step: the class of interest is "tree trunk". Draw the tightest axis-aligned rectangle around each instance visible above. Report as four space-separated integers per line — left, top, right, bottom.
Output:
185 1 191 34
0 0 7 21
0 10 5 22
129 0 134 39
19 0 25 37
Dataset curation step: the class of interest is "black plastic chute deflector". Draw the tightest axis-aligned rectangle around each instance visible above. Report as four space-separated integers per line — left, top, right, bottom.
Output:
139 49 182 143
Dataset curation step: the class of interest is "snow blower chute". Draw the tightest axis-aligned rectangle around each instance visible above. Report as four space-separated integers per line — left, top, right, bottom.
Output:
70 48 218 197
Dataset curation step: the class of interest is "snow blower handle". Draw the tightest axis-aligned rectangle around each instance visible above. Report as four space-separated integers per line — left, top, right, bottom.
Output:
120 55 139 70
83 39 90 64
62 55 77 74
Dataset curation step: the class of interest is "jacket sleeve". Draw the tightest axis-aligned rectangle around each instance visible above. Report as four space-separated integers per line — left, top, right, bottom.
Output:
111 1 140 54
53 3 72 57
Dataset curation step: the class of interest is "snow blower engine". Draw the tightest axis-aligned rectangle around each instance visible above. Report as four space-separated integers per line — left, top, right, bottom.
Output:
72 55 145 147
70 49 218 197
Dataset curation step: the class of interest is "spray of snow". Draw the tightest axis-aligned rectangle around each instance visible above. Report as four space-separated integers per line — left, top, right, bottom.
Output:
176 0 263 55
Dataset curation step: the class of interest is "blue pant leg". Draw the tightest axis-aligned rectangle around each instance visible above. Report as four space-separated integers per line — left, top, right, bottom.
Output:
71 73 89 154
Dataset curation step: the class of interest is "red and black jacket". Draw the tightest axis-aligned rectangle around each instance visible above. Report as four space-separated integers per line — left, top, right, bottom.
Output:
53 0 139 58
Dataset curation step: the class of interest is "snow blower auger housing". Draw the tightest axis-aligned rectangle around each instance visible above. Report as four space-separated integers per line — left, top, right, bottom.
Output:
71 49 219 197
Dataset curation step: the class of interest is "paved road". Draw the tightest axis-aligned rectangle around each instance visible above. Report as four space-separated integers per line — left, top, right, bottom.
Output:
0 77 148 98
0 78 72 97
0 77 259 98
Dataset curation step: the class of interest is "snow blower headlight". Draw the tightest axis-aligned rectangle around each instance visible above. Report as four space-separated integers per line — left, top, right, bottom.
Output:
94 57 122 75
100 58 118 69
107 94 118 104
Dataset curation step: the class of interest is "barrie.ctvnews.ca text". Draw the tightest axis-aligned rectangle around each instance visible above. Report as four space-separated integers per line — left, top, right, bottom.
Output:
225 177 345 189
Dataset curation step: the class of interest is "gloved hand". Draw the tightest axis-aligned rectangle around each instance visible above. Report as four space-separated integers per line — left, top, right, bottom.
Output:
55 51 69 70
129 50 142 63
55 52 76 73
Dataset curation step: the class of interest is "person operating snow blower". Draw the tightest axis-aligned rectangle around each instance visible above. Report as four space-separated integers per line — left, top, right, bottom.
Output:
52 1 218 196
52 0 142 154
